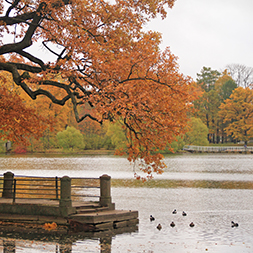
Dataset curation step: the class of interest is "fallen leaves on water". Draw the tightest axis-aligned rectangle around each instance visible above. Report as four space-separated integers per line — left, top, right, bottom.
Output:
42 222 57 231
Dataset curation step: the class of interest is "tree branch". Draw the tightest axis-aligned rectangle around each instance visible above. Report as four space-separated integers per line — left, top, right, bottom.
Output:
1 11 36 25
16 50 46 70
0 3 46 55
5 0 22 17
0 61 42 73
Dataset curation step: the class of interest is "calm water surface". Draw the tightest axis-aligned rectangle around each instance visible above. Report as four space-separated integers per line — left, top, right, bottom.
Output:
0 153 253 252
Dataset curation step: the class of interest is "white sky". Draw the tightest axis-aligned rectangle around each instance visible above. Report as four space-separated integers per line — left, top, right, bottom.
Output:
146 0 253 80
3 0 252 81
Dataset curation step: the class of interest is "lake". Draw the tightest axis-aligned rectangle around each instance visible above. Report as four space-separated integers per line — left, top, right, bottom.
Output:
0 153 253 252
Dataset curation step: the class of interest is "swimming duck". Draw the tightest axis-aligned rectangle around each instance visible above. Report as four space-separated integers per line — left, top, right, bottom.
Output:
172 209 177 214
157 223 162 230
189 222 195 227
150 215 155 221
231 221 239 227
182 211 187 216
170 221 175 227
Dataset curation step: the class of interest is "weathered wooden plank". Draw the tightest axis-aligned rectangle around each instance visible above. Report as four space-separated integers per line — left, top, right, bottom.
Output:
113 218 139 229
113 220 128 229
70 210 138 224
76 207 109 214
0 213 68 225
94 221 114 230
72 201 100 208
111 225 138 235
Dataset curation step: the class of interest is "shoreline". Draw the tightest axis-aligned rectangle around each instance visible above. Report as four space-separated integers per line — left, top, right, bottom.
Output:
0 149 117 156
1 145 252 156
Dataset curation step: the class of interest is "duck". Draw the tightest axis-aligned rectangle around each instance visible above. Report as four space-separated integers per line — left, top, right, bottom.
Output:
170 221 175 227
182 211 187 216
150 215 155 221
189 222 195 227
172 209 177 214
157 223 162 230
231 221 239 227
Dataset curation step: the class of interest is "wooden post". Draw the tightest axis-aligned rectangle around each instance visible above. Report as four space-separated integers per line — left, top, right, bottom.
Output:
60 176 75 216
59 242 72 253
3 239 15 253
13 179 16 203
100 174 115 210
100 236 112 253
55 176 59 200
2 171 14 198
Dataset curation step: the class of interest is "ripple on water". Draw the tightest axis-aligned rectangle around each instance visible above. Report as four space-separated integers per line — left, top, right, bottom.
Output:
0 154 253 252
111 187 253 252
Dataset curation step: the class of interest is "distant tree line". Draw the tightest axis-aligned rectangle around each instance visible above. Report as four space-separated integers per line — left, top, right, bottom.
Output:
193 66 253 145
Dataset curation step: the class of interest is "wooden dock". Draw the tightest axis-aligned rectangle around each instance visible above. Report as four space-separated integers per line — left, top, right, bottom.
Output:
0 199 138 232
0 172 139 234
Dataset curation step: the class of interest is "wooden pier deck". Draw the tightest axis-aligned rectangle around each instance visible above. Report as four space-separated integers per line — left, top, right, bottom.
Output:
0 173 139 234
0 198 138 233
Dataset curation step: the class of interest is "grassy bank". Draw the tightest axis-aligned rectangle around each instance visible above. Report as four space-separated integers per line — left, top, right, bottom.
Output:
111 178 253 190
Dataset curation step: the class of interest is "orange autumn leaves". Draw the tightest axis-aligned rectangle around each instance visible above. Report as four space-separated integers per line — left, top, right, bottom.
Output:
219 87 253 143
0 86 50 145
85 45 197 178
43 222 57 230
0 68 74 146
0 0 198 178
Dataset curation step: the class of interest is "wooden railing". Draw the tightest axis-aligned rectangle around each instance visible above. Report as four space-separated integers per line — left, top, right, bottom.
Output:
183 145 253 153
12 176 60 202
70 177 100 201
0 172 110 205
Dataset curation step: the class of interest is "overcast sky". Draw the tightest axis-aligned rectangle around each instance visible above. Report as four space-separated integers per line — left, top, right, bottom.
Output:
146 0 253 80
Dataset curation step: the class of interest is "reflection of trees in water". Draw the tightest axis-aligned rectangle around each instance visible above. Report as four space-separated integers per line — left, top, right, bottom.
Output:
1 236 102 253
2 239 72 253
0 224 137 253
3 239 15 253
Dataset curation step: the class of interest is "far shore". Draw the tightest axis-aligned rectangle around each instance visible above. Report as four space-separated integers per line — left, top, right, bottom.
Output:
1 143 252 156
0 149 117 156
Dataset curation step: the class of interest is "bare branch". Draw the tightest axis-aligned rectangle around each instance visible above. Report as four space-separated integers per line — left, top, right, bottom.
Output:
0 61 42 73
16 50 46 70
0 9 44 55
6 0 22 17
1 11 36 25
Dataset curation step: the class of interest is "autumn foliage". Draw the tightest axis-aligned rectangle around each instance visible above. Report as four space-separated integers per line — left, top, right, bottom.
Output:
0 86 50 145
0 0 197 178
219 87 253 144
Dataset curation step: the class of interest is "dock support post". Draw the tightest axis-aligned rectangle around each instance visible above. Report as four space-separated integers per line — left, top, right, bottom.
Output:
2 171 14 198
100 236 112 253
60 176 75 216
100 174 115 210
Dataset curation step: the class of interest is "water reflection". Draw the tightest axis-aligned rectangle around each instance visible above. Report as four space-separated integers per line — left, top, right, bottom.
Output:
112 187 253 252
2 239 15 253
0 224 137 253
0 153 253 252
